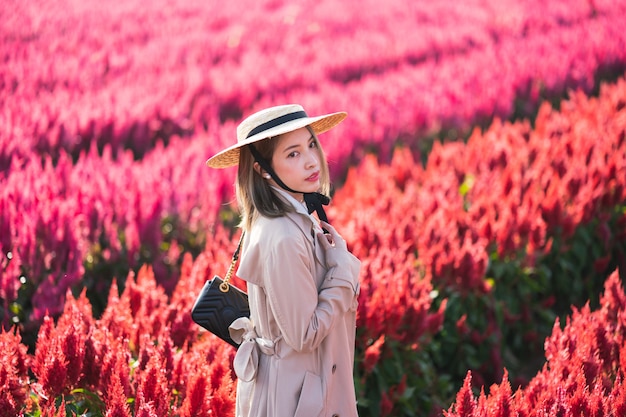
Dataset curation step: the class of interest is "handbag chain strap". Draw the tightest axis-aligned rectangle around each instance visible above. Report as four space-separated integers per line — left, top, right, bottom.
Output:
219 231 245 293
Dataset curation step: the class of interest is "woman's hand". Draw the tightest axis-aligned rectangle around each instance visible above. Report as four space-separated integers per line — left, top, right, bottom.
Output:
316 221 361 299
316 221 351 271
318 221 347 251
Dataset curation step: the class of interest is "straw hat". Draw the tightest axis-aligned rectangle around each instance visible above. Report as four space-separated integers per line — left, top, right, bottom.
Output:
206 104 347 168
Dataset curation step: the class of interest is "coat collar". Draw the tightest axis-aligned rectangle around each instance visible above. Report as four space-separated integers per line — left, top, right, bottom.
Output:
271 187 323 239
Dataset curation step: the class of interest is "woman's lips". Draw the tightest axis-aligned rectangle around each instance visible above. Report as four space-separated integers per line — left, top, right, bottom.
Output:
306 171 320 181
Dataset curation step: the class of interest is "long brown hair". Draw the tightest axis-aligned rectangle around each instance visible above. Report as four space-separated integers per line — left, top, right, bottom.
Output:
236 127 331 231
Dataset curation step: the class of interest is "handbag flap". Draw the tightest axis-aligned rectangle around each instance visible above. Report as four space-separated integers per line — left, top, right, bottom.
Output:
191 275 250 348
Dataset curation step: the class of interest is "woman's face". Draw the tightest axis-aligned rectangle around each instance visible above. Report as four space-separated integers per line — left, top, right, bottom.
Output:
269 127 322 201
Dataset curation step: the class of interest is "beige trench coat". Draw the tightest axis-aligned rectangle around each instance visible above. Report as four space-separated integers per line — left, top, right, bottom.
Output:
230 193 361 417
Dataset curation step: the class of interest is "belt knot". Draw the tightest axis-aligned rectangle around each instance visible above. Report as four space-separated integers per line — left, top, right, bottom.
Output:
229 317 277 381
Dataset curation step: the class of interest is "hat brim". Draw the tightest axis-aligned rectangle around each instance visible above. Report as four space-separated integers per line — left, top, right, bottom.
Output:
206 111 347 168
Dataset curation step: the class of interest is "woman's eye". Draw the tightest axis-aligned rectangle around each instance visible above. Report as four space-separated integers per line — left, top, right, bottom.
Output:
309 141 318 149
288 151 298 158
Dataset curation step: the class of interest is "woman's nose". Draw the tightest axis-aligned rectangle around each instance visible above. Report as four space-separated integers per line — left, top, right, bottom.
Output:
305 150 318 168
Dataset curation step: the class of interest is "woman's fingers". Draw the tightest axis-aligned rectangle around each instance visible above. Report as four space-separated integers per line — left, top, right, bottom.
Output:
319 221 336 235
319 221 346 250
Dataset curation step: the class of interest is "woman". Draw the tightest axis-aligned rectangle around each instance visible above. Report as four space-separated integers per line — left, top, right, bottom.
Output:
206 104 361 417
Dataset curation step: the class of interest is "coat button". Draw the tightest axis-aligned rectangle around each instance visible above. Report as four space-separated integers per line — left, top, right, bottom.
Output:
332 364 337 373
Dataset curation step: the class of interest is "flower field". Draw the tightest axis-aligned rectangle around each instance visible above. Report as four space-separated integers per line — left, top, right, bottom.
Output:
2 0 626 415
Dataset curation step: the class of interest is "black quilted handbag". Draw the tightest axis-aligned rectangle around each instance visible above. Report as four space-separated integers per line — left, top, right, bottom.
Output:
191 233 250 348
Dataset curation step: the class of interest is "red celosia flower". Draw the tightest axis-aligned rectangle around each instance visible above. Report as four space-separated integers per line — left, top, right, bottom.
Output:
362 335 385 374
99 336 132 402
487 369 512 417
177 358 212 417
445 373 477 417
0 329 29 412
134 351 171 417
379 390 394 416
55 291 89 387
456 314 469 336
609 375 626 416
134 394 158 417
104 372 132 417
32 315 69 400
593 255 611 274
208 373 237 417
39 398 67 417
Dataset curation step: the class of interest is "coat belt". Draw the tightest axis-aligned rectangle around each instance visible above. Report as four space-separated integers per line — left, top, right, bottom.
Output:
229 317 278 382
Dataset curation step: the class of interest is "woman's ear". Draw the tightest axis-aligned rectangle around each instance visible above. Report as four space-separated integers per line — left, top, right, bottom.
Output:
253 162 271 179
253 162 262 176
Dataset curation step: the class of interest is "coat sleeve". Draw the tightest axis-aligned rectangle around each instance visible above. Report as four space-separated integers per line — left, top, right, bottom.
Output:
264 233 358 353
